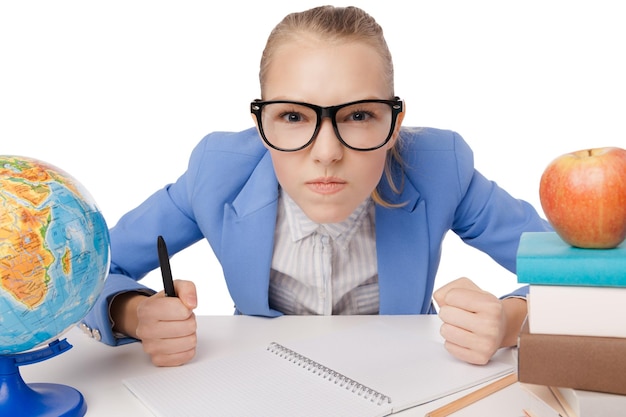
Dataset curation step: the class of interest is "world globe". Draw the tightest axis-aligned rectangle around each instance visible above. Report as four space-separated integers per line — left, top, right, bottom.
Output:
0 155 110 355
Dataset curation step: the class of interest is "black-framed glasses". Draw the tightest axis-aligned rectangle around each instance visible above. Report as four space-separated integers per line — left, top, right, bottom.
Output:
250 97 403 152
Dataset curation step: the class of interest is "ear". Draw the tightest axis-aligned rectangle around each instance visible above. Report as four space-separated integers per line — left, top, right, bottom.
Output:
251 112 260 131
386 100 406 149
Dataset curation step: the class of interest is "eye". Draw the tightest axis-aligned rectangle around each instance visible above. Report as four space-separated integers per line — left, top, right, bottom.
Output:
274 106 314 124
341 109 375 123
349 111 372 122
281 112 303 123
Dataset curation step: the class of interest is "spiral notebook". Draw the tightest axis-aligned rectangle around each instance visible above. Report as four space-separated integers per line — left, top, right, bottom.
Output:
123 320 514 417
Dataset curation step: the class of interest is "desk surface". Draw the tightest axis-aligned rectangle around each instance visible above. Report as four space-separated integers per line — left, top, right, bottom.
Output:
21 315 528 417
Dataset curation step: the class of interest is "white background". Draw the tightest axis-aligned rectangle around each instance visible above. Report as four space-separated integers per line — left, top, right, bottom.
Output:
1 1 624 315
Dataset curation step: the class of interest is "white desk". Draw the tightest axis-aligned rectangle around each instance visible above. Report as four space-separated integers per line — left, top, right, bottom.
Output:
21 315 528 416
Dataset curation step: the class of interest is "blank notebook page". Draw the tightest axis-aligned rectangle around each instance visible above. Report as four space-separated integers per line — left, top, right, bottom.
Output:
123 319 513 417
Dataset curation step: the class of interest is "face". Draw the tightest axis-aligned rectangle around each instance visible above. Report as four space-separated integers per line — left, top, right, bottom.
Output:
255 39 404 223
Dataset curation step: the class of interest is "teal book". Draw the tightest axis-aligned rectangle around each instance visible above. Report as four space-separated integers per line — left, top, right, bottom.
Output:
516 232 626 286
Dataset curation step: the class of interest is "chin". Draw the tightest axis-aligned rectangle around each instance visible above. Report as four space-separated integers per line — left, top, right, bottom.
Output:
303 206 352 224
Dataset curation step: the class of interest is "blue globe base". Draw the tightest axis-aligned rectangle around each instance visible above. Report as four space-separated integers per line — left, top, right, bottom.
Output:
0 380 87 417
0 339 86 417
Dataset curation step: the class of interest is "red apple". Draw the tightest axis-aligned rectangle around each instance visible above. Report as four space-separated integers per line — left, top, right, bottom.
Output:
539 147 626 249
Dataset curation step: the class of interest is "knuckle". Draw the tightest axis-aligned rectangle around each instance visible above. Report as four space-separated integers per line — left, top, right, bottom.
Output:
437 305 449 321
439 322 451 339
180 318 197 337
476 337 498 358
470 354 490 366
151 355 169 367
486 300 503 315
142 340 159 355
135 325 149 341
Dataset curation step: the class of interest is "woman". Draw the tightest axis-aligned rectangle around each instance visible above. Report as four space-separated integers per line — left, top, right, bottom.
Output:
81 5 550 367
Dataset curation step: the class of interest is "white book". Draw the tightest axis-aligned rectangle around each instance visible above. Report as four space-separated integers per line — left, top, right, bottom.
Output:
123 319 514 417
521 383 626 417
555 387 626 417
528 285 626 337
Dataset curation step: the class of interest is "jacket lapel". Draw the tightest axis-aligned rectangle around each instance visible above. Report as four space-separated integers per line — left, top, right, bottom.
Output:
376 178 432 314
220 152 282 317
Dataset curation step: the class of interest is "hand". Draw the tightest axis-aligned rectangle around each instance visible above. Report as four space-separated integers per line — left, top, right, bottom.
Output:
433 277 506 365
134 280 198 367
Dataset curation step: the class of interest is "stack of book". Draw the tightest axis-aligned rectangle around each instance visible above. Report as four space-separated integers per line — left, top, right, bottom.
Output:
515 231 626 416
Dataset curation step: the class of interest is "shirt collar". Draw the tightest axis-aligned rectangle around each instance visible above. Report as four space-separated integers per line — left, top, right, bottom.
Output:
281 189 372 248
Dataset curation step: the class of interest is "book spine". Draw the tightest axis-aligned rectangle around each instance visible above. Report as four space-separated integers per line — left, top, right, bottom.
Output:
527 285 626 337
517 322 626 395
267 342 392 406
517 257 626 286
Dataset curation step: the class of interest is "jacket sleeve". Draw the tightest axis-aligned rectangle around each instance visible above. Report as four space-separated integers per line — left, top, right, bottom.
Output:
79 183 204 345
400 128 551 273
447 132 552 297
452 168 552 272
79 274 155 346
79 141 209 346
80 128 264 346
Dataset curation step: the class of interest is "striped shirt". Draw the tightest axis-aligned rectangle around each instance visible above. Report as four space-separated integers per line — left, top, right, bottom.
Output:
269 190 379 315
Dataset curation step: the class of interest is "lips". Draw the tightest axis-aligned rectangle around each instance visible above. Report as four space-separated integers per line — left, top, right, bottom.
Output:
305 177 347 195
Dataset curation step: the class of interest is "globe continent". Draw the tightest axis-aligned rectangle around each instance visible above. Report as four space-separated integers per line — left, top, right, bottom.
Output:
0 155 110 354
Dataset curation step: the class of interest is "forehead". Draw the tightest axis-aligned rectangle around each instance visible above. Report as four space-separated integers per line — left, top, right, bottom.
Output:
263 39 389 105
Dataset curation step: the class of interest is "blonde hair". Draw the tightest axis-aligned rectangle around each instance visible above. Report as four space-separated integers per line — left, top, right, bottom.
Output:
259 6 405 206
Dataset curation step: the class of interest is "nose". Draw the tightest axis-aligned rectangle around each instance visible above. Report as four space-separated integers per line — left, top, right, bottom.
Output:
309 118 343 165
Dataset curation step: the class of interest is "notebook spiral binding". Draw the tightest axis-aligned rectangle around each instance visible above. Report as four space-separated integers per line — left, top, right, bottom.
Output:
267 342 392 406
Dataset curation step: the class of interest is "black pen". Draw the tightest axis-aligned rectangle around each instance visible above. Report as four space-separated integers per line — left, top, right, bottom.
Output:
157 235 177 297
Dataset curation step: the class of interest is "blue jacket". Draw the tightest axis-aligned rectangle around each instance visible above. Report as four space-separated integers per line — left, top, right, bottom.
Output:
82 127 551 346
